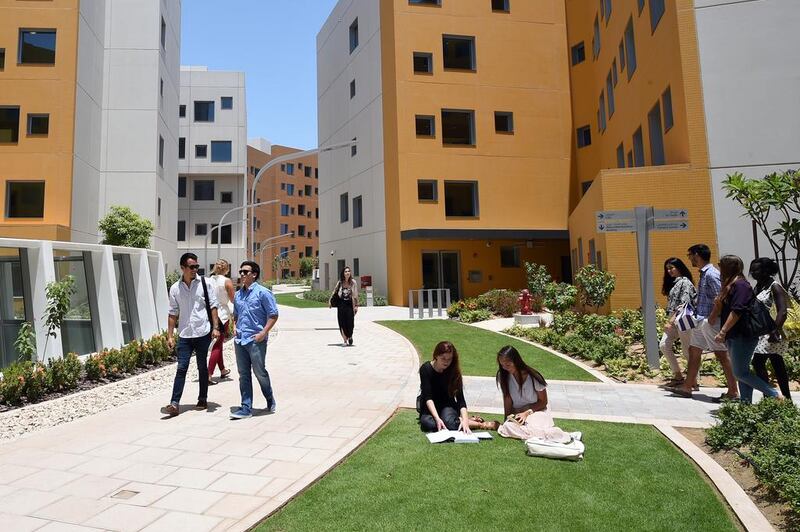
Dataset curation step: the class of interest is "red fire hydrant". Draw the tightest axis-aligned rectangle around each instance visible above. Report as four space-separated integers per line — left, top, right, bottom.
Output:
518 289 533 315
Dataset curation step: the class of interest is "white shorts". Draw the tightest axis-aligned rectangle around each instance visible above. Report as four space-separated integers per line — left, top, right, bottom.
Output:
689 319 728 352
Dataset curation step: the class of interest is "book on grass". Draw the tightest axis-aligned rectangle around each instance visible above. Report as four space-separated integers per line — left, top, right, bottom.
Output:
425 430 493 444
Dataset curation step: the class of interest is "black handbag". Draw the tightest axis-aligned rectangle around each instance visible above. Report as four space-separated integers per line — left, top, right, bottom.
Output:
330 283 341 306
738 297 776 338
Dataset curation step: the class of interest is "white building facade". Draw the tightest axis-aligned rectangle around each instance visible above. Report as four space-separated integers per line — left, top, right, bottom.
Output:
178 67 248 274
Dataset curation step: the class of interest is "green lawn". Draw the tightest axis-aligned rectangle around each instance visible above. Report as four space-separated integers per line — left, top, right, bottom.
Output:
274 293 327 308
378 319 596 381
256 410 738 532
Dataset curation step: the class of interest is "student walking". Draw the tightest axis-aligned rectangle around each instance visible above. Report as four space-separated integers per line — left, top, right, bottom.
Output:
163 253 220 416
230 261 279 419
208 259 234 383
328 266 358 346
659 258 696 386
749 257 792 399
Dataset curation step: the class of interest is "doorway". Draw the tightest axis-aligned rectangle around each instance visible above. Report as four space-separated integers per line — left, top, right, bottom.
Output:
421 251 461 302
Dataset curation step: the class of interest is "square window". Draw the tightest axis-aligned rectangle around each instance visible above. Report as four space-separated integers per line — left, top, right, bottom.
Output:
415 115 435 137
195 144 207 158
221 96 233 109
571 42 585 66
349 18 359 53
444 181 478 217
492 0 510 13
351 138 357 157
178 137 185 159
352 195 363 228
340 193 349 222
0 106 20 143
194 101 214 122
179 104 186 118
211 224 232 245
441 109 475 145
662 86 674 131
413 52 433 73
221 191 233 203
19 30 56 65
280 183 286 190
178 176 186 197
177 220 186 241
304 166 312 177
6 181 45 218
298 204 306 215
195 223 208 236
443 35 475 70
210 140 232 162
0 48 5 69
500 246 520 267
576 125 591 148
194 180 214 201
27 114 49 135
350 79 356 99
304 185 312 195
417 180 437 202
494 111 513 133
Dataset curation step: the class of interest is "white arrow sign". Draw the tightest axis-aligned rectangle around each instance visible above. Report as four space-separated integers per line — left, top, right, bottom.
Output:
597 220 636 233
595 210 634 222
654 220 689 231
654 208 689 220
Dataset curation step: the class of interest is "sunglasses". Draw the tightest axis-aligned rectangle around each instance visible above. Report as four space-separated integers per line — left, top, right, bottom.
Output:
186 264 199 270
239 269 254 275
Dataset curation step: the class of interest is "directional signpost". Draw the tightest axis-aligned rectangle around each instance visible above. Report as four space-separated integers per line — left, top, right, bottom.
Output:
595 206 691 369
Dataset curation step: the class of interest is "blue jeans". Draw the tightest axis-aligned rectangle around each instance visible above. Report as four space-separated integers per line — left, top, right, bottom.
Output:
170 334 212 405
235 340 274 412
727 336 779 403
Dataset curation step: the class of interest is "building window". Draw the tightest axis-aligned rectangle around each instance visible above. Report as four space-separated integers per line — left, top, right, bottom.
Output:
576 125 591 148
161 17 166 50
220 191 233 204
304 166 312 177
353 196 363 228
194 101 214 122
638 0 645 13
221 96 233 110
19 30 56 65
350 79 356 99
444 181 478 217
340 193 349 222
298 225 306 237
627 150 633 167
195 144 207 158
298 204 306 216
616 143 625 168
280 223 289 234
315 208 319 219
494 111 513 133
177 220 185 241
633 127 645 167
410 0 441 4
26 114 49 135
648 102 666 166
194 180 214 201
612 58 618 86
177 137 185 159
441 109 475 145
0 107 20 143
287 184 295 196
353 258 360 276
606 71 615 118
603 0 612 23
413 52 433 73
178 176 186 198
415 115 435 137
160 78 163 100
195 224 208 236
210 141 232 162
581 181 593 195
649 0 665 32
349 18 359 53
306 246 313 257
571 42 585 66
6 181 45 218
304 185 312 195
598 92 606 132
179 104 186 118
625 18 637 80
211 224 232 245
662 86 674 132
443 35 476 71
315 168 319 179
500 246 520 267
619 40 626 71
418 180 437 202
158 136 164 167
351 138 357 157
0 48 5 69
592 17 600 59
286 163 294 175
492 0 510 12
281 204 290 216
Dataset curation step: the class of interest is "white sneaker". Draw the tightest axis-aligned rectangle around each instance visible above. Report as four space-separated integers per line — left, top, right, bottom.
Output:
570 431 583 442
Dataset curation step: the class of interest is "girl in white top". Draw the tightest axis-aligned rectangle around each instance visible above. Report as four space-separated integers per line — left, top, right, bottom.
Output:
208 259 235 381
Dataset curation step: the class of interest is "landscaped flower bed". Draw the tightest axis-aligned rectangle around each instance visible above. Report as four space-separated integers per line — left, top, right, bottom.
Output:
302 288 388 306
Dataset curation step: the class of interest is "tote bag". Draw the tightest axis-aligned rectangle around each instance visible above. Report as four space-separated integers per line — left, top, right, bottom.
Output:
675 303 698 332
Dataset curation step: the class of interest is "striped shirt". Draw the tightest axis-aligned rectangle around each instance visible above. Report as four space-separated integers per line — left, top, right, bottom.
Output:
696 264 721 320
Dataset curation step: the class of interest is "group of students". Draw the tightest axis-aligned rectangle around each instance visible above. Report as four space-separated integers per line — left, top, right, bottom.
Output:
660 244 791 402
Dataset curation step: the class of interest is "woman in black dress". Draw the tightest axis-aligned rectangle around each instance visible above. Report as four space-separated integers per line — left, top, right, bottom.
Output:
329 266 358 346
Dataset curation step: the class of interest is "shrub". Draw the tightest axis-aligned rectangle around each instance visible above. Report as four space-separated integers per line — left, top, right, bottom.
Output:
97 205 154 248
0 361 30 405
47 353 82 392
303 289 331 303
573 313 620 340
544 282 577 313
575 264 616 311
458 309 492 323
446 298 482 319
84 354 106 381
477 289 518 317
13 321 36 363
299 257 316 278
524 262 552 312
165 270 181 291
24 362 48 402
551 311 580 335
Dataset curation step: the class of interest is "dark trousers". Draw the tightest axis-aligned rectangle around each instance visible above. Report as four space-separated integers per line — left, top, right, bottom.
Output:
170 334 212 405
753 352 792 399
419 406 460 432
337 300 355 339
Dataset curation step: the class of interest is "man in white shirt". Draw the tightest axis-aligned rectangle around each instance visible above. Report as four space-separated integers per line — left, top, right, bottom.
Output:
163 253 220 416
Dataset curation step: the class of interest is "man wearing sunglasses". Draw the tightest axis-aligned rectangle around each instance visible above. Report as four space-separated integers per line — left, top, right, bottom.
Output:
163 253 220 416
230 260 279 419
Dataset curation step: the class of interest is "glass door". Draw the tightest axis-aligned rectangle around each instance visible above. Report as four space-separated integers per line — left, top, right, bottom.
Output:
421 251 461 304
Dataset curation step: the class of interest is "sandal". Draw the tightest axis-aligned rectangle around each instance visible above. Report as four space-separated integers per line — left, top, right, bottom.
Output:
665 386 692 398
469 415 485 423
479 420 500 431
221 368 231 378
712 393 739 403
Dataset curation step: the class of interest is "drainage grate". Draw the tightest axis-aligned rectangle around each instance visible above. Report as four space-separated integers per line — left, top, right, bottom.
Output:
111 489 139 500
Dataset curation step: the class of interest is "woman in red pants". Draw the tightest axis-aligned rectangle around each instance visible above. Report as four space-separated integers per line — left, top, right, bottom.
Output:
208 259 235 383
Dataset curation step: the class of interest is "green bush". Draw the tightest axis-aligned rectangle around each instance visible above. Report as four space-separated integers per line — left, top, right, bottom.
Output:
458 309 492 323
302 288 387 306
524 262 552 312
84 353 105 381
0 361 30 405
165 270 181 291
544 282 577 313
477 289 519 317
47 353 82 392
24 362 48 402
575 264 616 311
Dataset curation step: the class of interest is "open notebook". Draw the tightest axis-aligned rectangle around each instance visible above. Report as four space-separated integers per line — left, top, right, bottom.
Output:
426 430 493 444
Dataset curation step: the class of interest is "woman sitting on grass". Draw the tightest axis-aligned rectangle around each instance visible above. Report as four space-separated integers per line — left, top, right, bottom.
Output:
496 345 574 442
417 341 492 433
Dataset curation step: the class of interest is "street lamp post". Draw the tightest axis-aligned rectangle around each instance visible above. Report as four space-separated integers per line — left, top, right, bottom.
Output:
249 139 357 260
205 200 279 267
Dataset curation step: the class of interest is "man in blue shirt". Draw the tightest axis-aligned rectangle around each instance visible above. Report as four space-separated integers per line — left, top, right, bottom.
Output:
230 260 279 419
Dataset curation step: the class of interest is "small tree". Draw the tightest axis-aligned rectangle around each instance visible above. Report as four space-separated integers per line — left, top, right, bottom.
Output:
524 262 552 312
13 322 36 362
98 205 155 248
272 254 292 279
544 282 578 313
575 264 615 313
299 256 317 278
165 269 181 291
43 276 76 357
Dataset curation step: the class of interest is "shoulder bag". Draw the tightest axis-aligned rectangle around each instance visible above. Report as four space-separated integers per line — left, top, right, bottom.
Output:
200 276 219 331
738 297 776 338
675 303 698 332
330 282 341 306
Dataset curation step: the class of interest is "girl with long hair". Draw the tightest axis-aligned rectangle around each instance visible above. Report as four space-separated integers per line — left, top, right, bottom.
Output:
713 255 779 403
659 257 697 385
329 266 358 346
208 259 234 383
417 341 488 433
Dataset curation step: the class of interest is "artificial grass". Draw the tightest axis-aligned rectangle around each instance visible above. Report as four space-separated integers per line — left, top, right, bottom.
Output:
274 293 327 308
257 410 738 532
378 319 596 381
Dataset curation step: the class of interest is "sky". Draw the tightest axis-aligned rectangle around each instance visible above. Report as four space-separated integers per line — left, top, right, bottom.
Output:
181 0 340 150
